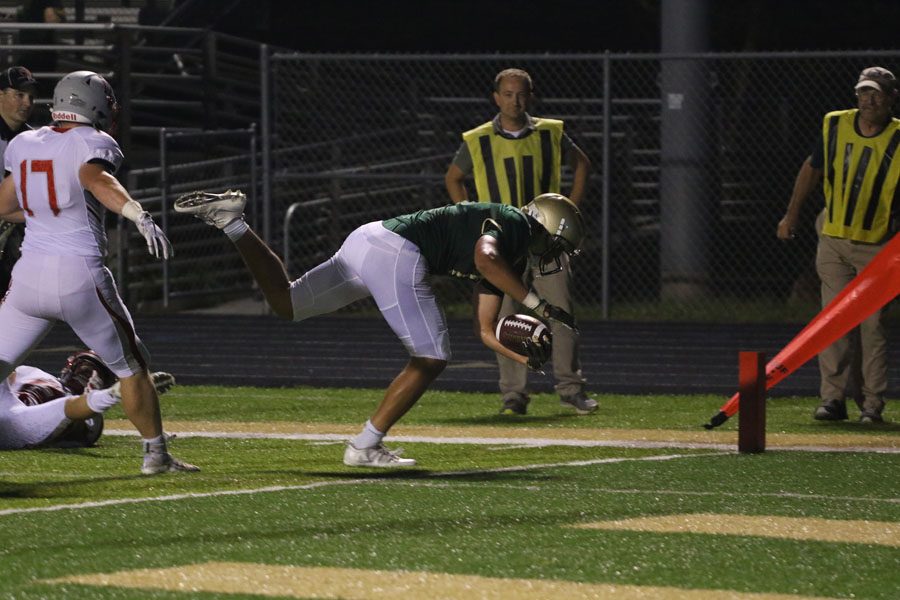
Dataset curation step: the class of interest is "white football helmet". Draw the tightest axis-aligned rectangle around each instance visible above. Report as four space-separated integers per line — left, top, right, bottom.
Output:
50 70 118 132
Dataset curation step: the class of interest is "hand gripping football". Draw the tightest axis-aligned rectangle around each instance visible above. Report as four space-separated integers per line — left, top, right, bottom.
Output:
495 314 552 357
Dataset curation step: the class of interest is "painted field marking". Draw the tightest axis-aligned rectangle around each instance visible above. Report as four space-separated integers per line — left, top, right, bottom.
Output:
566 486 900 505
572 514 900 547
0 452 720 517
47 562 842 600
403 481 900 505
106 428 734 450
103 427 900 453
101 419 900 452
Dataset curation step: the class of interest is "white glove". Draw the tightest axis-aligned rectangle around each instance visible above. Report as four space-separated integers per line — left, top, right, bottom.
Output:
136 211 174 260
522 290 578 332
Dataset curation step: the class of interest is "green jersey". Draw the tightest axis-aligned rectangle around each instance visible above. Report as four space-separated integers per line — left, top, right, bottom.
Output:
382 203 535 283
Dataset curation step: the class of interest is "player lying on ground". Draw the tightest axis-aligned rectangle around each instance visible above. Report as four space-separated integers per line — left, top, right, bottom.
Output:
176 190 584 468
0 350 176 449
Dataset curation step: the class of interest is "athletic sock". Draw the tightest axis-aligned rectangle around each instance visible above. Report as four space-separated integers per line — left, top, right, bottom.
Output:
143 434 167 455
351 420 385 449
223 218 249 241
85 389 118 413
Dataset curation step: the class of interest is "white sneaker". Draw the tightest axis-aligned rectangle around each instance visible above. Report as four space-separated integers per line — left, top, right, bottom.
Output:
343 443 417 468
174 189 247 229
141 451 200 475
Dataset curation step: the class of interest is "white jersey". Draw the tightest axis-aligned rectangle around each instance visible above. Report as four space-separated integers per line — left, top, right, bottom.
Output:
0 365 70 449
4 125 124 257
0 365 63 408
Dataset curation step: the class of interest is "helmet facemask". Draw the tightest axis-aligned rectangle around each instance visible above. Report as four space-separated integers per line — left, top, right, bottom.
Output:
523 193 585 275
59 351 116 395
529 230 576 275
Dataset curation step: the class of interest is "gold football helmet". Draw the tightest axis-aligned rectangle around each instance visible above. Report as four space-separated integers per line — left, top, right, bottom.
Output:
522 193 586 275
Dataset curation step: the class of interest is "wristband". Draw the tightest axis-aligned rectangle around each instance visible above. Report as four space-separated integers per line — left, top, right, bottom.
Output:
522 291 541 310
120 199 144 223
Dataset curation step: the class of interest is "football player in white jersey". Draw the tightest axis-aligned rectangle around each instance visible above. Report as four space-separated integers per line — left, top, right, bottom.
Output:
0 350 175 450
1 361 115 450
0 71 197 474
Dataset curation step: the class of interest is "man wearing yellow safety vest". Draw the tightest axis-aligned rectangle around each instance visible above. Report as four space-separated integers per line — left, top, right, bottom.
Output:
445 68 593 416
777 66 899 424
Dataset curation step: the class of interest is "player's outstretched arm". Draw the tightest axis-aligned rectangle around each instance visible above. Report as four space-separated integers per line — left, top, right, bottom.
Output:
79 163 173 259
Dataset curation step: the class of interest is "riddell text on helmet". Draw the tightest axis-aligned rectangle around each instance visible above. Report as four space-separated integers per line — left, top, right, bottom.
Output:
51 111 88 122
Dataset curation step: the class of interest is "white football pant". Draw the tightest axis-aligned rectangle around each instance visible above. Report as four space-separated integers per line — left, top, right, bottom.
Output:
0 253 149 381
290 222 451 360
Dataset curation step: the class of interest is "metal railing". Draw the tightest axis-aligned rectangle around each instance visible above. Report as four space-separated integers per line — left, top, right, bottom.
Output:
124 126 258 308
0 22 264 154
3 31 899 322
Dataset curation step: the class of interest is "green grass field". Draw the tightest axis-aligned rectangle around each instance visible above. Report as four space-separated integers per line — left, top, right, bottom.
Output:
1 386 898 599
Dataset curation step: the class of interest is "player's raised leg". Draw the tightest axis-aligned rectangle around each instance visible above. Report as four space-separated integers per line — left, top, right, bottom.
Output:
175 191 294 319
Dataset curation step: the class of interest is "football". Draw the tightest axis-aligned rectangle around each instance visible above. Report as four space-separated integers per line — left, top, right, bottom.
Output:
495 314 552 357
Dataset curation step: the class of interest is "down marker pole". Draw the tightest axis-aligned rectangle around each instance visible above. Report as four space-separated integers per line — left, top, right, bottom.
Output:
738 351 766 453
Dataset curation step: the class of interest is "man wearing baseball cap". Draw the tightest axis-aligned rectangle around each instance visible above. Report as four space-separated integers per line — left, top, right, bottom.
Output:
854 66 896 94
0 66 37 294
0 66 37 143
777 66 899 424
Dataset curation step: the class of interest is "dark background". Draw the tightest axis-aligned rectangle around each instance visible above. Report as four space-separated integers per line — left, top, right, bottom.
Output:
194 0 900 53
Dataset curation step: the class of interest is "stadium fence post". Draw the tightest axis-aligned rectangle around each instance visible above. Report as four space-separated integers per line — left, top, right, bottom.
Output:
738 351 766 453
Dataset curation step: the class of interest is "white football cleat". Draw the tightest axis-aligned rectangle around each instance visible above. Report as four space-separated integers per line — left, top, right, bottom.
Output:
141 452 200 475
343 443 417 468
174 189 247 229
141 435 199 475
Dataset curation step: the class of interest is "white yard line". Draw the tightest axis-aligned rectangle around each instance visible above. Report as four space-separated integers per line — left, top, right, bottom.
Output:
107 429 737 448
104 428 900 453
3 428 896 518
0 451 721 517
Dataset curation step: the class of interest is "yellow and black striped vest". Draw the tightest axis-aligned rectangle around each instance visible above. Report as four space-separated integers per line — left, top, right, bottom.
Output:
821 109 900 243
462 118 563 207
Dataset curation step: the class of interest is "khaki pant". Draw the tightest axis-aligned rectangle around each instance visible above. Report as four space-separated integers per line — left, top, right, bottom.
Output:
497 253 585 400
815 211 888 413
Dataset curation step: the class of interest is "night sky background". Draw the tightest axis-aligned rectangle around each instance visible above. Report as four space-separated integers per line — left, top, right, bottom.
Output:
199 0 900 53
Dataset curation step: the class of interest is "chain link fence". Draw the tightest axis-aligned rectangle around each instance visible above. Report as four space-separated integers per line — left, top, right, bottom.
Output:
268 51 900 321
124 127 259 308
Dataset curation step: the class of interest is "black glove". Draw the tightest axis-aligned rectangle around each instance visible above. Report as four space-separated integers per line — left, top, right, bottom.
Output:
523 338 551 371
535 300 578 333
